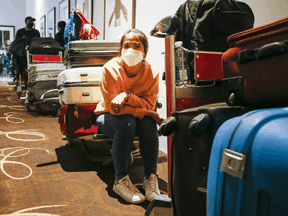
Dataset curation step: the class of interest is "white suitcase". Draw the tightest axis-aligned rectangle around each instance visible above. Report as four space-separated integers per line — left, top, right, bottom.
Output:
57 67 103 105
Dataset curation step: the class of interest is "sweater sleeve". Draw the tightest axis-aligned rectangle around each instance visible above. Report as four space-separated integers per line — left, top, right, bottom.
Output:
125 72 159 110
99 66 144 118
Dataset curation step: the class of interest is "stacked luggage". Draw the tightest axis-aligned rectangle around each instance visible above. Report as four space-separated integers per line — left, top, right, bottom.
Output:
57 66 102 141
158 11 288 216
25 37 66 116
159 103 252 215
222 17 288 107
206 16 288 216
58 40 119 144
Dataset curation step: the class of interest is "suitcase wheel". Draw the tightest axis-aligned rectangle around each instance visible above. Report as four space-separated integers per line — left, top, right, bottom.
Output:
189 113 210 137
67 137 74 146
158 116 177 136
52 106 61 117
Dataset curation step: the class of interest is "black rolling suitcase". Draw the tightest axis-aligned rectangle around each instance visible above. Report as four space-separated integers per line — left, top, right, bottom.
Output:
159 102 252 216
29 37 61 55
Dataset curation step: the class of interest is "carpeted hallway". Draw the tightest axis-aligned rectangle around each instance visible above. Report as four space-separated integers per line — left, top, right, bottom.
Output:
0 80 168 216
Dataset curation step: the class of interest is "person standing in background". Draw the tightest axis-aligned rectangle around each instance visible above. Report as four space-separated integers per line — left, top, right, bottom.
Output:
1 48 11 76
13 16 40 88
55 21 66 47
16 16 40 39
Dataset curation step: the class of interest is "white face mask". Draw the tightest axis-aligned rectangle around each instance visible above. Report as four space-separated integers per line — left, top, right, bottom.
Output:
121 48 144 66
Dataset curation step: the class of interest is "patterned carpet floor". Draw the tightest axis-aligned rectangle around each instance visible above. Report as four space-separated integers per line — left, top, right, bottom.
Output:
0 81 168 216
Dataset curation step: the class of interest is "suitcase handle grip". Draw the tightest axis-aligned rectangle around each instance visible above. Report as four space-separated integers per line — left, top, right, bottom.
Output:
256 42 287 59
41 44 53 49
237 41 288 64
82 93 90 96
189 114 210 137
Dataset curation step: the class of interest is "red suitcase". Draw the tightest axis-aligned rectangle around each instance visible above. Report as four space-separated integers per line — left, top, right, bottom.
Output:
222 17 288 107
58 103 98 139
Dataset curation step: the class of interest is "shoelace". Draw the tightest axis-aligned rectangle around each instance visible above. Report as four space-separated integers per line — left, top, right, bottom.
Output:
147 176 158 193
121 178 139 193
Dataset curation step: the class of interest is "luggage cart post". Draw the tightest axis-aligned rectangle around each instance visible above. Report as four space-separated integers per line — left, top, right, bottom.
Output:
16 74 22 98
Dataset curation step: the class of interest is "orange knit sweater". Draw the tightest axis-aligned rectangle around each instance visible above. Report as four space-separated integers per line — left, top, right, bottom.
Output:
94 57 160 119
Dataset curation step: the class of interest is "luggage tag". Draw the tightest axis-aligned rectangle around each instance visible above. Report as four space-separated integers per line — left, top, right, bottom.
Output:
74 105 79 118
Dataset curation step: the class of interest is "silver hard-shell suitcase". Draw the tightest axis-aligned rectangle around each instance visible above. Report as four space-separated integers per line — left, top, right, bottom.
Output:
64 40 120 68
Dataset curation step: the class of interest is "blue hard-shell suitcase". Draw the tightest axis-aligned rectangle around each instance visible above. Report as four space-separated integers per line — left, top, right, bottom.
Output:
207 107 288 216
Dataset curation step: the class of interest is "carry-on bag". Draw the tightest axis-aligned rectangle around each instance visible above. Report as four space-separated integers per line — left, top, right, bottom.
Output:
29 37 62 55
207 107 288 216
170 0 254 83
159 102 251 216
63 40 119 68
222 17 288 107
57 67 103 105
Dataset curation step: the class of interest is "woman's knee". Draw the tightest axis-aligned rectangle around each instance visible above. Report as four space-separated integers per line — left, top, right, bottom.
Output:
116 115 137 132
139 116 157 129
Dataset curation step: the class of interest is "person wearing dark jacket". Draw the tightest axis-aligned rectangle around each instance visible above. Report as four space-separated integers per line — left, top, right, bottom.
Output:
16 16 40 39
55 21 66 47
14 16 40 88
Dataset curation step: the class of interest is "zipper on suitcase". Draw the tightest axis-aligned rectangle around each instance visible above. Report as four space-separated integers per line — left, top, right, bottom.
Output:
74 105 79 118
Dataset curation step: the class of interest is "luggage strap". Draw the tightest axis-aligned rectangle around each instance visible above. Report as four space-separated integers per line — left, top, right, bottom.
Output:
236 40 288 64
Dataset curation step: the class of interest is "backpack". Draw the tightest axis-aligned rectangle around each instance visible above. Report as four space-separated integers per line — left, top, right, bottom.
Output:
9 37 32 57
171 0 254 83
175 0 254 52
63 8 100 49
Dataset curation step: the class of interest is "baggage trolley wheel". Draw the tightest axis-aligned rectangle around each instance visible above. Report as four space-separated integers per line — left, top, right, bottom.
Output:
228 92 237 106
25 102 30 111
52 106 61 117
24 96 30 111
67 137 74 146
17 91 22 99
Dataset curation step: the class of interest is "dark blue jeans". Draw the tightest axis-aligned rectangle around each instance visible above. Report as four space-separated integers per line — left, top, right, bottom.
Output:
96 113 159 179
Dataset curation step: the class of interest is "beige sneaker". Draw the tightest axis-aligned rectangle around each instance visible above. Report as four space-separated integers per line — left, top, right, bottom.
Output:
113 175 145 204
143 174 161 201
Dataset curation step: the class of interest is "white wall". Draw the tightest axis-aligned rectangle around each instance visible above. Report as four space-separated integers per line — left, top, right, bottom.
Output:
0 0 26 37
242 0 288 27
25 0 73 36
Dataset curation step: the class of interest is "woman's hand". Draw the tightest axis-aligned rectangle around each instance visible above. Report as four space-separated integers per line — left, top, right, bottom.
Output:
111 92 129 113
145 110 165 125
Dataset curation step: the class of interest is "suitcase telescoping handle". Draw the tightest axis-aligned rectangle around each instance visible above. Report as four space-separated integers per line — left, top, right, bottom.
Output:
236 40 288 64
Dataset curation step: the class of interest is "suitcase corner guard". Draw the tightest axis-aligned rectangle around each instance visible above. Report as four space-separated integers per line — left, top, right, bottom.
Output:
221 148 246 179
